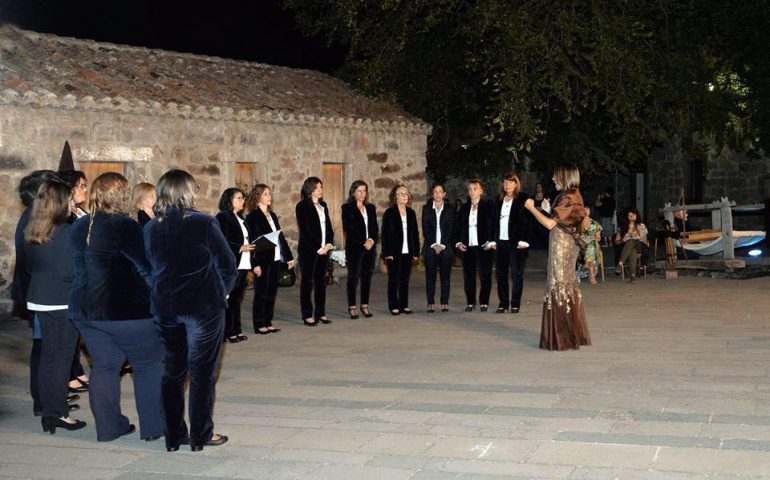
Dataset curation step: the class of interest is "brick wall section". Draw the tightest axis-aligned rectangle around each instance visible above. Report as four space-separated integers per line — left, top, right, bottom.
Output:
0 105 428 306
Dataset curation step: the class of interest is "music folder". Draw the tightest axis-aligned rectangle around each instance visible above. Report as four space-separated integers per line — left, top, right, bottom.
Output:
250 230 281 252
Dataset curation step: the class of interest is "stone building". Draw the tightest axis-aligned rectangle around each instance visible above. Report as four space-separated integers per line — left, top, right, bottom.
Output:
0 26 431 308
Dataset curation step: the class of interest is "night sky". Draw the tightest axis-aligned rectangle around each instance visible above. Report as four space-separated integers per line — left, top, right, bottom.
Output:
0 0 346 72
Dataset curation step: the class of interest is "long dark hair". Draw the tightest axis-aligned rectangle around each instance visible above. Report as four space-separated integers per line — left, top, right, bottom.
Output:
347 180 369 204
219 188 245 218
300 176 322 202
618 207 644 235
249 183 272 212
24 179 71 244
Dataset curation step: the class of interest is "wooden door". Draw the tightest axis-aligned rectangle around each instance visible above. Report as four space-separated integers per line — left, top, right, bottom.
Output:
79 162 126 182
322 163 345 248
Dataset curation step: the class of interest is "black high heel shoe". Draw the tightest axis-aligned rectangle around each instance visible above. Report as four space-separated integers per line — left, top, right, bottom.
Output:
42 416 87 434
464 305 475 312
360 305 373 318
68 379 88 393
191 434 228 451
348 306 359 319
319 316 332 324
303 318 318 326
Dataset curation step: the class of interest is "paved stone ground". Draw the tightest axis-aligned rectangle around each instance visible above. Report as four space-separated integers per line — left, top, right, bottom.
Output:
2 254 770 479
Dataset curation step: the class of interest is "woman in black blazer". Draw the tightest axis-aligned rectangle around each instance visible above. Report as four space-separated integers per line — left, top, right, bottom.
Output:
246 184 295 334
454 179 496 312
381 184 420 315
422 182 455 313
24 178 86 433
69 172 163 442
493 173 530 313
215 188 254 343
295 177 334 326
341 180 378 319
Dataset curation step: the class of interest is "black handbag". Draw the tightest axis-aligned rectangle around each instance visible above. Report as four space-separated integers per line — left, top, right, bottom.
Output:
277 263 296 288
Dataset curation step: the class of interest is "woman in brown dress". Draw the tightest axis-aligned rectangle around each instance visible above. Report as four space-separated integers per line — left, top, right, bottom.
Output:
524 165 591 351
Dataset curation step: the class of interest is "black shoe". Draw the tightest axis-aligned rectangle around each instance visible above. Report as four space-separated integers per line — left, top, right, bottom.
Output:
441 305 449 312
266 327 281 333
303 318 318 326
257 328 270 335
42 416 87 434
427 305 435 313
237 334 248 341
464 305 475 312
390 309 400 316
401 308 413 315
167 437 190 452
348 307 360 319
496 306 508 313
68 380 88 393
226 336 242 343
511 307 520 314
319 317 332 324
191 434 228 451
121 424 136 437
67 395 80 403
480 305 488 312
360 305 373 318
69 403 80 413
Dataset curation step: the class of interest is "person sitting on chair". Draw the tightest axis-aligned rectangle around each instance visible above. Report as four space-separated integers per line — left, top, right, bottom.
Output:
614 208 648 282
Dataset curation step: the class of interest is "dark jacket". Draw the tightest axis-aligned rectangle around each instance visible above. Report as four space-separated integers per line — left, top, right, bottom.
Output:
453 199 495 247
11 207 32 304
341 202 379 253
137 210 152 227
215 210 250 262
493 194 530 244
381 206 420 258
295 200 334 254
69 212 152 321
421 201 455 257
244 208 293 268
144 208 237 317
24 223 73 307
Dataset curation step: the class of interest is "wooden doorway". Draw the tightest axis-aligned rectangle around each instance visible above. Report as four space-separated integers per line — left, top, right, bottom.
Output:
79 162 126 183
322 163 345 248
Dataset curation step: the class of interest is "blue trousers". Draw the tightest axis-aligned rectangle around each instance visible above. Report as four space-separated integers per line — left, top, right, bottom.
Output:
75 318 164 441
154 310 224 449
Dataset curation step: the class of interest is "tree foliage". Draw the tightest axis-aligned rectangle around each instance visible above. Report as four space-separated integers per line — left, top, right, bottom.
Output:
282 0 770 179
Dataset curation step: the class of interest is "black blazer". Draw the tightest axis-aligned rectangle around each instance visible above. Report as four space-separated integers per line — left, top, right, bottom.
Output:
215 210 250 262
493 194 530 244
381 206 420 258
144 208 237 317
295 200 334 254
341 202 378 253
137 210 152 227
244 208 293 268
453 199 496 247
421 202 455 256
69 212 152 322
24 223 73 307
11 207 32 304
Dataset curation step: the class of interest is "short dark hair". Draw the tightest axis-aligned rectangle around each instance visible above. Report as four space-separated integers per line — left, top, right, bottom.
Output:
18 170 57 207
219 187 244 216
300 177 322 202
347 180 369 204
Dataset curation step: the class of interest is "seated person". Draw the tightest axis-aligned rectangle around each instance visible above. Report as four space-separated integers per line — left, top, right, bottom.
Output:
614 208 649 281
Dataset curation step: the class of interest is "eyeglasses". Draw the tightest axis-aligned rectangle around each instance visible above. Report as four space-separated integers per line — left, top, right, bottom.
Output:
233 196 245 201
396 192 409 197
74 183 87 190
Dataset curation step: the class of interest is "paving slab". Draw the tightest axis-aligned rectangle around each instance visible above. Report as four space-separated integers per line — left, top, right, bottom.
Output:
1 272 770 478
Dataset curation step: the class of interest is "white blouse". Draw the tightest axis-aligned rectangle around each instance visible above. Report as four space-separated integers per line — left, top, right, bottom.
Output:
498 199 513 241
468 206 479 247
236 216 251 270
433 202 444 246
401 212 409 254
361 207 369 240
315 203 326 248
265 212 281 262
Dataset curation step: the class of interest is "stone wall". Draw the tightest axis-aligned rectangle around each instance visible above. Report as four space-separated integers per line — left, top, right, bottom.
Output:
0 104 428 308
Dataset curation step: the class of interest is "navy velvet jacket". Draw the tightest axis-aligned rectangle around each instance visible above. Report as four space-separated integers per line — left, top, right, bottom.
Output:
69 212 152 322
24 223 73 307
144 208 237 317
11 207 32 304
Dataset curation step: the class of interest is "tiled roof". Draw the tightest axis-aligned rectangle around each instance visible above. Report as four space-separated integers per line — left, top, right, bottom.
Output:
0 26 431 134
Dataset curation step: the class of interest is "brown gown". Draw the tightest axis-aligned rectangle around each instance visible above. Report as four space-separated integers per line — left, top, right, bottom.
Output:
539 188 591 351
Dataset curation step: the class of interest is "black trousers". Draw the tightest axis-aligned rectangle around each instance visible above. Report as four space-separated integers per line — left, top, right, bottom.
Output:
155 310 225 450
387 254 413 311
346 249 375 306
30 337 42 413
38 310 80 417
224 270 248 338
70 336 86 381
253 260 280 330
424 249 453 305
495 240 528 309
299 250 329 320
461 246 494 306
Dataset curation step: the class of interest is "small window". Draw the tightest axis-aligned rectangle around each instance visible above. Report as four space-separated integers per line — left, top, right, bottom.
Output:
235 162 256 195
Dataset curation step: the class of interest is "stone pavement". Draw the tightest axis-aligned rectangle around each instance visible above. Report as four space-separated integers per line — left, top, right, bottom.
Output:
1 262 770 479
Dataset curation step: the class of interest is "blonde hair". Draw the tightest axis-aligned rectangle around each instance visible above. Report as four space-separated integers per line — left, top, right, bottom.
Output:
553 165 580 191
132 182 156 210
87 172 133 244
